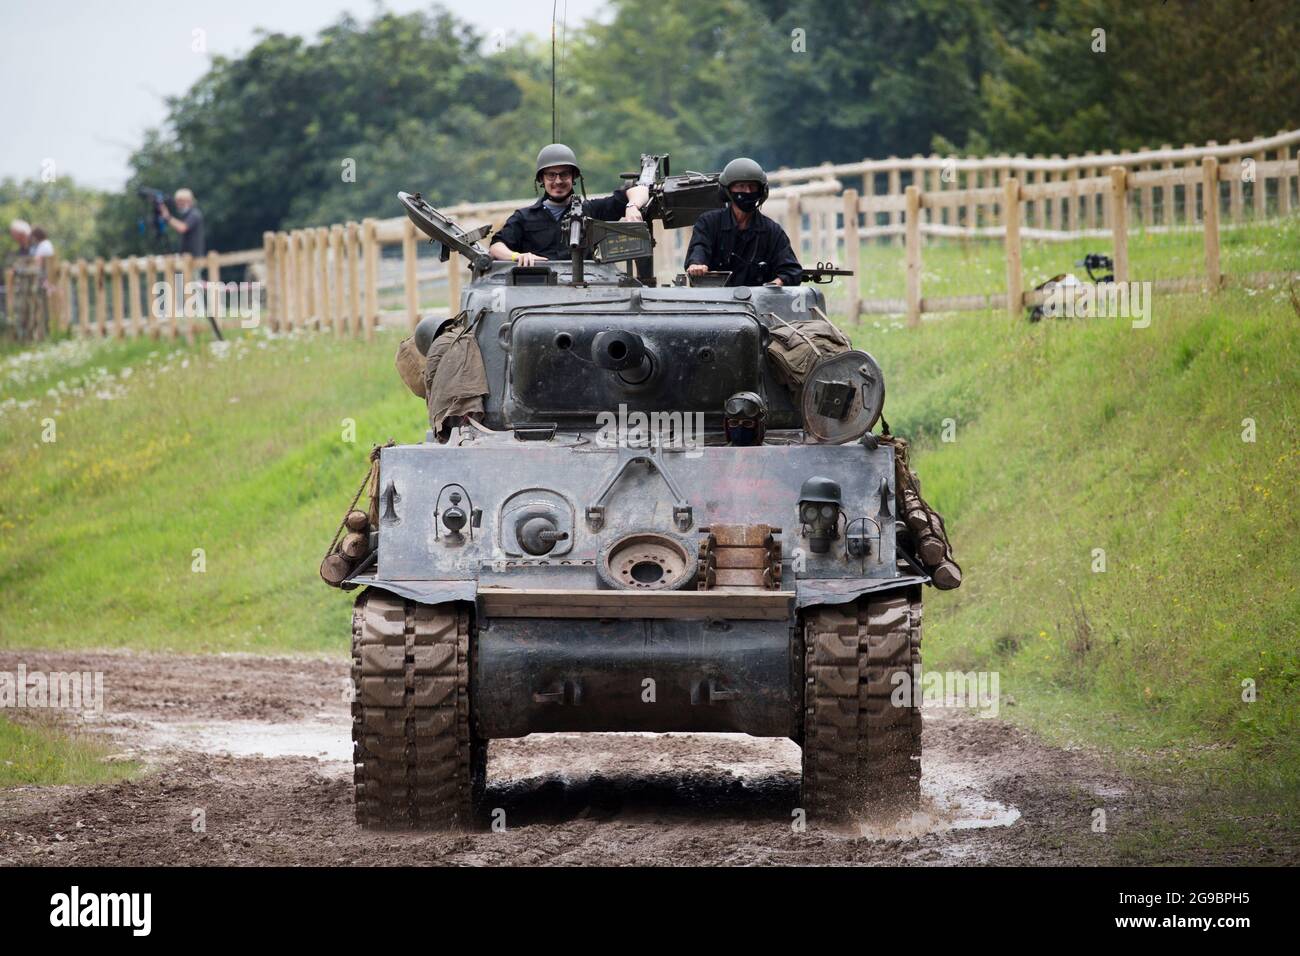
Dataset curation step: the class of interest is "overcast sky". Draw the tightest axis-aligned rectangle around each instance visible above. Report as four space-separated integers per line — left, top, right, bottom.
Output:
0 0 606 191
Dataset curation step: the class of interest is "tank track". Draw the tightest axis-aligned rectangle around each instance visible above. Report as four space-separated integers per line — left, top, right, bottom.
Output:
351 592 484 829
801 591 922 818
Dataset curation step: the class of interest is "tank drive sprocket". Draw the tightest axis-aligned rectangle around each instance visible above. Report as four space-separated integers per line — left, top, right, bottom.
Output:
351 592 485 828
800 591 922 818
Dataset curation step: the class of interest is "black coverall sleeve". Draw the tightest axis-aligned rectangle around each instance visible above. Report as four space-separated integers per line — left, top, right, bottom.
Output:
684 214 718 268
766 223 803 286
491 210 527 251
582 186 632 221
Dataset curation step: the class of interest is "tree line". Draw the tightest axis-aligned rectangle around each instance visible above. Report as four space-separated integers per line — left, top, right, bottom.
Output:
24 0 1300 258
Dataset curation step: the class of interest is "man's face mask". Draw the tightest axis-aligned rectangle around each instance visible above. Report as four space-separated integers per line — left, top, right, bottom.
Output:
725 418 763 446
730 190 761 213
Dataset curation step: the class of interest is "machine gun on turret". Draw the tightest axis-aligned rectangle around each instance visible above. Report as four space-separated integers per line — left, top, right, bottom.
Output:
400 151 856 289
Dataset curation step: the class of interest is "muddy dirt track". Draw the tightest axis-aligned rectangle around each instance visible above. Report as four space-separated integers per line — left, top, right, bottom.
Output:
0 650 1277 866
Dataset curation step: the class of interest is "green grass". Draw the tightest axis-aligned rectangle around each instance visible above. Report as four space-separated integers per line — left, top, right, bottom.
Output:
0 329 423 653
0 714 139 787
849 274 1300 835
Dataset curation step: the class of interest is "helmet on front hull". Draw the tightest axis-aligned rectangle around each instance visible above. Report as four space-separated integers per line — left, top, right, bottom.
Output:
535 143 582 183
724 390 767 446
719 157 770 208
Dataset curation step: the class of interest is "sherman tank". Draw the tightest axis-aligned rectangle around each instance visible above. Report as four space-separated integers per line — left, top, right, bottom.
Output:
321 158 959 828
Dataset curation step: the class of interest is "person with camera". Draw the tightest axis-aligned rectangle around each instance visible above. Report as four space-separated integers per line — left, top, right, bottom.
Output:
158 188 206 257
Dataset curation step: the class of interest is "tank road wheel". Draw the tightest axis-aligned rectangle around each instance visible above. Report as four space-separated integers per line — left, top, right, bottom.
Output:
351 592 485 829
800 592 922 819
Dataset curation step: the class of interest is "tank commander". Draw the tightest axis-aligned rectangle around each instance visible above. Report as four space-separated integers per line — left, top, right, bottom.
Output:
489 144 650 267
685 157 801 287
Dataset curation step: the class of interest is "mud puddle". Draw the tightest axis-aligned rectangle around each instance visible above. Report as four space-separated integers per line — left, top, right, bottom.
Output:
0 650 1167 866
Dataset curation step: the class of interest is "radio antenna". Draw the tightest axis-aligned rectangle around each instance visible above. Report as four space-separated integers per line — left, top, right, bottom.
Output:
550 0 557 143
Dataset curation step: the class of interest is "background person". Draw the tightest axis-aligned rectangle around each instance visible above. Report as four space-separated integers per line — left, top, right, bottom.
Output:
159 187 206 257
29 226 54 258
7 219 33 258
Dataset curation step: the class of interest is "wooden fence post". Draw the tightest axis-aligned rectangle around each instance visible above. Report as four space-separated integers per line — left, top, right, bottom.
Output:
279 232 292 332
181 253 195 344
842 188 860 324
904 184 922 328
91 257 106 337
60 260 74 333
206 250 221 333
300 231 315 329
104 259 117 338
145 256 160 339
345 221 361 337
296 230 308 330
330 225 345 336
1003 177 1022 320
262 231 276 331
75 260 90 337
167 255 181 341
111 259 126 339
1109 167 1129 287
317 227 331 333
1202 157 1221 291
275 232 291 332
403 218 419 330
362 218 378 341
125 257 140 337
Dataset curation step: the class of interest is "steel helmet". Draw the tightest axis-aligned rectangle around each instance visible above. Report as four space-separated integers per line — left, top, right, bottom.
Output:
724 390 767 446
535 143 581 182
719 157 770 206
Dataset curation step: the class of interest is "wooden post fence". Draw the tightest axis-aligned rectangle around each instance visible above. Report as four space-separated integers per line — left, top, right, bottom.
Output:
1003 177 1022 321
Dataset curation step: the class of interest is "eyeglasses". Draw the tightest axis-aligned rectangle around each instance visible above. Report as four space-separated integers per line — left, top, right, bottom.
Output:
542 171 573 181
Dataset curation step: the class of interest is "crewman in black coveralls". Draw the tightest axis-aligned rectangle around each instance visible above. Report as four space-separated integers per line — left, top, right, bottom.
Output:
489 143 650 267
685 157 801 287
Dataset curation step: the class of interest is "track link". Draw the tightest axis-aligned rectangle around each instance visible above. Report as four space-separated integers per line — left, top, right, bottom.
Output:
801 591 922 818
351 592 483 829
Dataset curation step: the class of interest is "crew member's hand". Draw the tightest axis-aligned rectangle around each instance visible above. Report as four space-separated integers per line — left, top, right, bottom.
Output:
516 252 546 267
687 263 709 276
622 204 644 222
765 277 784 287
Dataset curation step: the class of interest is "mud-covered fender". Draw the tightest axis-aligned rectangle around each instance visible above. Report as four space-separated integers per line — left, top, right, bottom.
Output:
794 574 929 609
